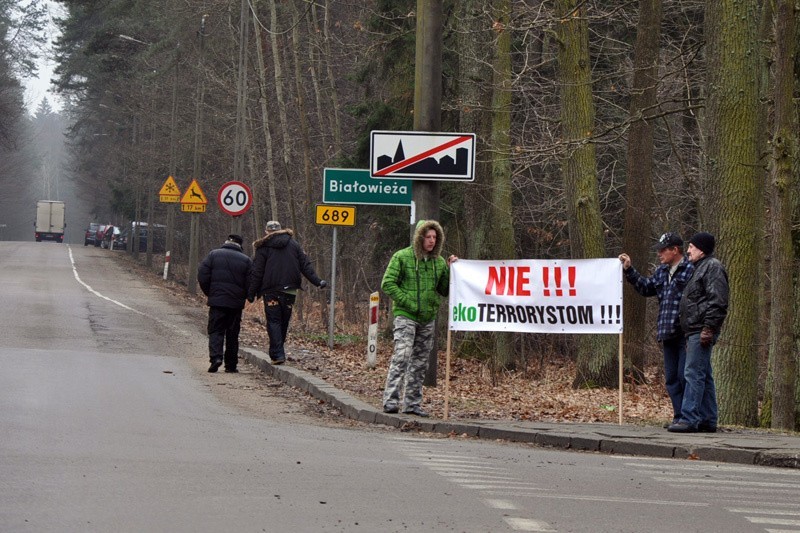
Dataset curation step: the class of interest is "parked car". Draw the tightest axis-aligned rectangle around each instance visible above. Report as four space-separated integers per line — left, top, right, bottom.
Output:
84 222 101 246
94 224 111 247
101 226 122 249
117 222 166 253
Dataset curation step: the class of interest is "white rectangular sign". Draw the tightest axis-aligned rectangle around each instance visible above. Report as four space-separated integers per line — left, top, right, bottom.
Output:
449 259 623 334
370 130 476 181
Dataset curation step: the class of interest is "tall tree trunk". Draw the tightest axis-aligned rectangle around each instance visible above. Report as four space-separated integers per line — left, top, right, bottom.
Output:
554 0 617 388
268 0 298 233
252 2 279 221
459 0 492 262
767 0 797 430
320 0 342 158
489 0 516 369
622 0 662 382
704 0 762 426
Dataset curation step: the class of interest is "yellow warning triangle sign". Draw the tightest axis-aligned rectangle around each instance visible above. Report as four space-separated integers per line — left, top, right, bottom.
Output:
159 175 181 203
180 179 208 205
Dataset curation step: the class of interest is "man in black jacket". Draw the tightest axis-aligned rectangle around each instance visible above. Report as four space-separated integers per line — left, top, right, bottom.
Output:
198 234 253 373
247 221 326 364
668 232 729 433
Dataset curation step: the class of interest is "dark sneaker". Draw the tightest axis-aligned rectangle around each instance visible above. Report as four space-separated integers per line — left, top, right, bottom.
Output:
663 418 679 429
224 368 239 373
402 406 430 418
667 421 697 433
383 405 399 414
697 422 717 433
272 358 285 365
208 360 222 373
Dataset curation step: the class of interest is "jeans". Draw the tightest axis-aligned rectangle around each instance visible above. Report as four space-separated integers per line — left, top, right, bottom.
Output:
679 332 718 428
264 292 296 362
208 306 243 369
661 336 687 420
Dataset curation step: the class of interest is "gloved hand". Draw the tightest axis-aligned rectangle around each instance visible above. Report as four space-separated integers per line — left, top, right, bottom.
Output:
319 280 327 289
700 327 714 347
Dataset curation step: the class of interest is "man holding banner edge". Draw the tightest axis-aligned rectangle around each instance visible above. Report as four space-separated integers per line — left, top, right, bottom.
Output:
381 220 458 417
619 232 693 428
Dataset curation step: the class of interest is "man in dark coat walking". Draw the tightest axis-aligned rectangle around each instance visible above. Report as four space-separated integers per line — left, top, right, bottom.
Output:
247 221 326 365
198 234 253 373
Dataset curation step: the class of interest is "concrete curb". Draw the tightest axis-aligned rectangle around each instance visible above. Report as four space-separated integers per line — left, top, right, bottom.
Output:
240 346 800 469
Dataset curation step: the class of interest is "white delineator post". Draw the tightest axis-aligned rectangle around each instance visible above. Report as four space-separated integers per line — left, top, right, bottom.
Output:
163 250 171 280
367 292 379 368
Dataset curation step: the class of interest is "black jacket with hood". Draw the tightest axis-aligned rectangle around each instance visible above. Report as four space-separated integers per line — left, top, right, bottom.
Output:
247 229 323 300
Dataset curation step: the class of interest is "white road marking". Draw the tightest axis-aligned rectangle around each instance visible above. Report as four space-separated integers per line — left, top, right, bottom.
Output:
68 246 143 314
746 517 800 526
727 508 800 516
485 499 517 510
652 476 800 490
503 517 556 532
67 246 194 338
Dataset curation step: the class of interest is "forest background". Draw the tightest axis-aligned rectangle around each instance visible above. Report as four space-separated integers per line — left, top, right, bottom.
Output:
0 0 798 430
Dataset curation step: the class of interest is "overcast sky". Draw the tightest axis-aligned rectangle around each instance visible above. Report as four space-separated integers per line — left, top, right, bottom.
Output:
23 0 64 113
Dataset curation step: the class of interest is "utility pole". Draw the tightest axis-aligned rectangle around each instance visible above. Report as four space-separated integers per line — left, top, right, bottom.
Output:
187 14 208 295
414 0 443 386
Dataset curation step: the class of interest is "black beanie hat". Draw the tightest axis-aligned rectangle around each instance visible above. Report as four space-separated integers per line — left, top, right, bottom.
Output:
228 234 244 245
689 232 715 255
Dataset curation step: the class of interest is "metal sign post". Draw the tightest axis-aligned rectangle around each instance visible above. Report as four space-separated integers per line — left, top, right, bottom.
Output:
327 226 338 349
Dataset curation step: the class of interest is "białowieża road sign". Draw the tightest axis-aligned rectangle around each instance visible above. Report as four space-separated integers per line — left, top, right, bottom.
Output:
370 131 475 181
323 168 412 206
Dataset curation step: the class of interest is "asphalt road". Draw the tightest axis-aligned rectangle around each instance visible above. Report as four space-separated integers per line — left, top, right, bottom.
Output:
2 242 799 533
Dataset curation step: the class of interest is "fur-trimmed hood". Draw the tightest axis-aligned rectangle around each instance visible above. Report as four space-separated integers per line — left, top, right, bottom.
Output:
252 228 294 251
412 219 444 260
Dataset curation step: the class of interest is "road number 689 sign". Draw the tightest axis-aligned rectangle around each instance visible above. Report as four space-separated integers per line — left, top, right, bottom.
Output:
217 181 253 216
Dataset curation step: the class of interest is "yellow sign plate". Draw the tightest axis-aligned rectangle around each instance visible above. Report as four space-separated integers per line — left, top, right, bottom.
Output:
181 203 207 213
159 176 181 203
180 179 208 205
315 204 356 226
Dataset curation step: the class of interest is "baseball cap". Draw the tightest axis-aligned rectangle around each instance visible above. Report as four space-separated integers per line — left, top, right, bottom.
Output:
653 232 683 251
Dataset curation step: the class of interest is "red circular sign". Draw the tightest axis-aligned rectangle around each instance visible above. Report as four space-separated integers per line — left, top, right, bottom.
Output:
217 181 253 216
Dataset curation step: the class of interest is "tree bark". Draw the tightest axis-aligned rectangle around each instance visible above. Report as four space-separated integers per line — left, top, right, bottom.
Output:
767 0 797 430
251 2 279 222
704 0 762 426
554 0 618 388
489 0 516 369
622 0 663 382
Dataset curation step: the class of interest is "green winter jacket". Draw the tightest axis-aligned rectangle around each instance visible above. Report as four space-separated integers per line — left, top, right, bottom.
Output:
381 220 450 324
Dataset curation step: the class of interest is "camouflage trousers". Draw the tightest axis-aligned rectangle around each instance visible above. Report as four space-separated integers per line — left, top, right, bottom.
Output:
382 315 435 410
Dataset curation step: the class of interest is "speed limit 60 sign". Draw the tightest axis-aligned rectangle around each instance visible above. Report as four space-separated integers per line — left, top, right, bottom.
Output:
217 181 253 216
315 204 355 226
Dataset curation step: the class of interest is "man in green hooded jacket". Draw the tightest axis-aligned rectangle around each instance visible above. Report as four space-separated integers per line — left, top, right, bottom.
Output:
381 220 457 417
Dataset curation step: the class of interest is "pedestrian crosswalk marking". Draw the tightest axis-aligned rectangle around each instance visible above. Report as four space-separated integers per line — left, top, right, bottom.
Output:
746 517 800 526
398 438 556 532
504 517 556 532
485 499 517 510
728 508 800 516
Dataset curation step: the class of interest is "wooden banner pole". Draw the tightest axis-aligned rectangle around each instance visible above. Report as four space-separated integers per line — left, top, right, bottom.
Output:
444 328 452 420
618 332 624 425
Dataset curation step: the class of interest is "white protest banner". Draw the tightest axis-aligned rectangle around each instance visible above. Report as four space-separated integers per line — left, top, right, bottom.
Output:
449 259 622 334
